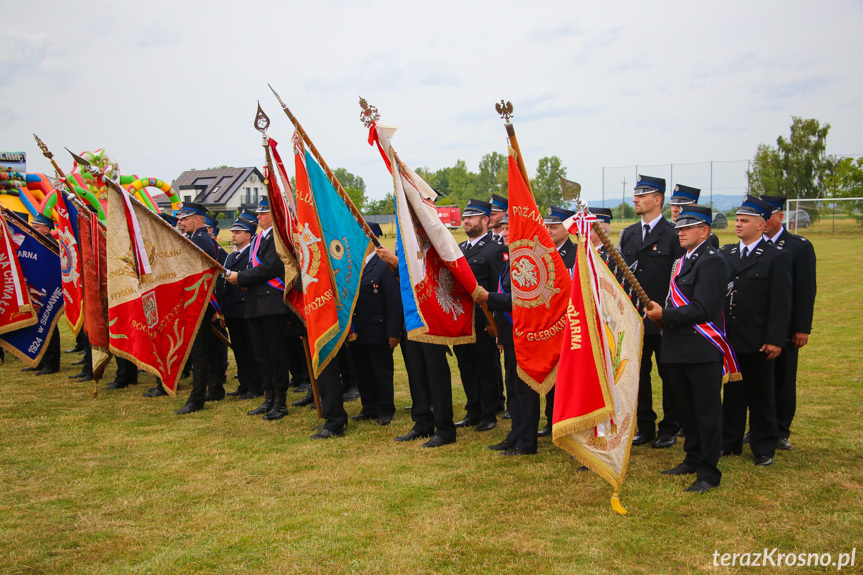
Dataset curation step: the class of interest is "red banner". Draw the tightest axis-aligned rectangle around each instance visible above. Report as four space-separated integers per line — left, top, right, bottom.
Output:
54 191 84 335
106 187 220 395
506 155 571 395
78 208 111 380
0 215 36 335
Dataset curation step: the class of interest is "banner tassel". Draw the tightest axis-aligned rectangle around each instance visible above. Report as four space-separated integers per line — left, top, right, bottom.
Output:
611 491 628 515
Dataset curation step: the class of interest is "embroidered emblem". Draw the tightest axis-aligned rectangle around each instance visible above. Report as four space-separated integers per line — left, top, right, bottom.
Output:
509 235 560 308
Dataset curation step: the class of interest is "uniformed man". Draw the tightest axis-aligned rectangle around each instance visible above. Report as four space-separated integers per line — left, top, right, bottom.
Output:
489 194 508 244
202 211 229 402
646 206 730 493
224 197 293 421
349 223 402 426
759 195 817 450
618 175 685 448
481 213 540 456
588 207 614 265
453 199 507 433
174 202 225 413
27 214 60 376
222 212 264 399
537 205 577 438
719 195 792 466
669 184 719 248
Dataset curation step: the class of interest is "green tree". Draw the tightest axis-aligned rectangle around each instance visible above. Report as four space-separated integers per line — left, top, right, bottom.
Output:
530 156 567 213
748 144 783 196
333 167 367 212
821 155 863 224
365 192 395 215
476 152 507 198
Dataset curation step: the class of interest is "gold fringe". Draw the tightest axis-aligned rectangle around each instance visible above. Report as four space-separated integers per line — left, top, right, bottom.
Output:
552 409 615 439
518 364 557 397
723 372 743 383
611 491 628 515
0 300 66 368
0 312 37 337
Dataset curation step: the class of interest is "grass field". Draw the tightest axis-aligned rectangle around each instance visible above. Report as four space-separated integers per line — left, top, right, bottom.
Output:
2 219 862 574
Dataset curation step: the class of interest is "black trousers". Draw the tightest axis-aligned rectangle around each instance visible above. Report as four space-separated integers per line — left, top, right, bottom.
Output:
114 356 138 386
544 387 555 428
209 321 228 394
225 316 263 394
248 314 292 395
454 327 500 424
287 336 310 387
401 337 455 441
637 334 679 436
351 342 395 419
80 334 93 377
188 308 226 404
775 341 799 440
37 326 60 371
317 347 348 432
723 351 778 458
667 361 723 486
339 346 356 392
503 346 540 453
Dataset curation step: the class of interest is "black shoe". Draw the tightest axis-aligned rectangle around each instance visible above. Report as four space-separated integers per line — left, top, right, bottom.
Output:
721 449 742 457
778 437 792 450
248 390 274 416
537 423 553 438
662 463 696 476
421 435 455 448
502 410 511 420
175 402 203 415
487 440 514 451
501 447 535 456
394 429 432 442
143 386 168 397
204 390 226 402
743 431 750 444
68 371 89 379
311 427 345 439
342 386 360 402
576 465 589 472
293 382 310 393
653 434 677 449
292 392 314 407
685 480 717 494
377 418 392 426
754 455 773 467
226 387 247 397
20 367 37 372
102 381 127 390
76 374 94 382
351 412 376 422
454 417 479 428
64 346 84 354
678 430 687 439
475 421 496 432
262 391 288 420
71 358 86 366
632 430 656 446
36 367 58 376
240 391 263 400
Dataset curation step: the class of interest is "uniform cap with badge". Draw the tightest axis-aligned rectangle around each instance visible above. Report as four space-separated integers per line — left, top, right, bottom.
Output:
255 196 270 213
674 205 712 228
736 195 773 220
31 213 55 229
589 206 613 224
669 184 701 205
544 205 576 224
490 194 508 213
176 202 208 220
759 195 787 213
633 174 666 195
462 198 492 217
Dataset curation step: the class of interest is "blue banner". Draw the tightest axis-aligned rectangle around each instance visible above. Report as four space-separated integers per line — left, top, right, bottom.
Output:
0 216 64 366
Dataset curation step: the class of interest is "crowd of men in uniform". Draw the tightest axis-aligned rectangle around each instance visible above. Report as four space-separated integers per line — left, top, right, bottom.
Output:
16 175 816 493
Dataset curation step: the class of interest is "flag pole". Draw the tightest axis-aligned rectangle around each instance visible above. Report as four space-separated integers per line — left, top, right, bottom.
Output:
494 101 533 192
267 85 381 249
301 336 324 419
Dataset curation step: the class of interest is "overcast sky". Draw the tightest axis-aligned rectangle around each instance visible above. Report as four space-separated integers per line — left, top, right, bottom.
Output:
3 0 862 206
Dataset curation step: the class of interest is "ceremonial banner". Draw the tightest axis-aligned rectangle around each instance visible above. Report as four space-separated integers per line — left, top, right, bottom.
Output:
0 213 64 367
506 154 571 394
553 227 642 513
294 136 372 376
106 186 220 395
54 191 84 335
0 214 36 335
79 208 111 379
369 123 479 345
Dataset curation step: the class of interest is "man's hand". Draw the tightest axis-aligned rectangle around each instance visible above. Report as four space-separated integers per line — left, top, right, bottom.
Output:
475 286 489 304
388 337 400 349
225 271 239 285
791 332 809 348
376 246 398 269
760 343 782 360
644 300 663 322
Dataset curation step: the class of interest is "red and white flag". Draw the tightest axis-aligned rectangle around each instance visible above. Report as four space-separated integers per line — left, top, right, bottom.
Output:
0 214 36 336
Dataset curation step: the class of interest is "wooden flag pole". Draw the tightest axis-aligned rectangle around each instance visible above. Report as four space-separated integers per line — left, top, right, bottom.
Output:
268 85 381 249
301 336 324 419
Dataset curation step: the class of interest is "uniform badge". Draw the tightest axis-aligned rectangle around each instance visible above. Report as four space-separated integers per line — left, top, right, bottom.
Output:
509 235 560 309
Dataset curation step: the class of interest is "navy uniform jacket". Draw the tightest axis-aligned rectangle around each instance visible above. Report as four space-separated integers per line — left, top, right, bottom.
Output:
486 260 513 347
660 242 730 364
351 255 402 345
236 230 289 318
557 237 576 270
618 217 685 335
459 231 507 328
189 227 218 260
221 245 251 318
720 240 792 353
770 227 816 336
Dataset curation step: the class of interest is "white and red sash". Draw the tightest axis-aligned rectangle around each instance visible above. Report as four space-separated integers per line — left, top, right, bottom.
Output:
669 257 742 382
250 231 285 291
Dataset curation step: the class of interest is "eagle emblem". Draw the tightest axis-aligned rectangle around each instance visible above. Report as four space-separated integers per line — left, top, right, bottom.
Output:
509 235 560 308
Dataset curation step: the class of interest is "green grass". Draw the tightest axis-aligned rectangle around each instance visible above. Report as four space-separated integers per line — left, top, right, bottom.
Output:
2 224 862 574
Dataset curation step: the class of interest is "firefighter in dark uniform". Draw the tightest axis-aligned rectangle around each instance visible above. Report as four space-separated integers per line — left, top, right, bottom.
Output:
719 195 792 466
489 194 508 244
588 207 614 266
349 223 402 426
618 175 685 448
453 199 506 433
203 212 229 402
481 214 540 455
760 195 817 450
174 203 225 413
537 205 576 438
224 197 292 421
669 184 720 248
646 206 730 493
222 212 264 399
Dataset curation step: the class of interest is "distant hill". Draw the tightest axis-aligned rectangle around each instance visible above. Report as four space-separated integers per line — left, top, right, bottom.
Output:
582 193 744 213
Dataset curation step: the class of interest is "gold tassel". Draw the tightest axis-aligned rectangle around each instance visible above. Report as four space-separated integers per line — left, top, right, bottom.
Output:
611 491 628 515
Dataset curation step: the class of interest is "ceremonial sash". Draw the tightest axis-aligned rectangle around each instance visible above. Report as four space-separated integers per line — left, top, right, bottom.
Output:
669 257 742 383
250 231 285 290
497 272 512 324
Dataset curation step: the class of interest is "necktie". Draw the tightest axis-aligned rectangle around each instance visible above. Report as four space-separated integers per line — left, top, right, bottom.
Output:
741 246 749 259
643 224 650 241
